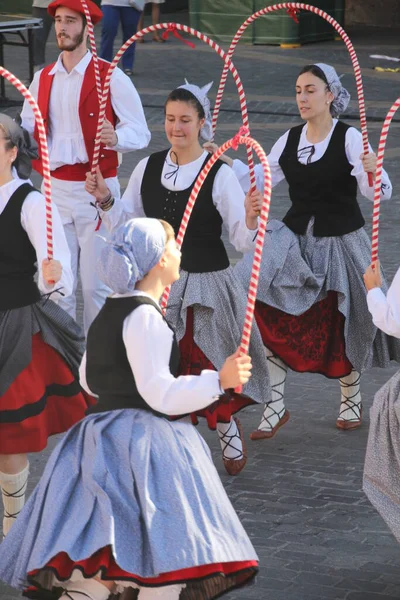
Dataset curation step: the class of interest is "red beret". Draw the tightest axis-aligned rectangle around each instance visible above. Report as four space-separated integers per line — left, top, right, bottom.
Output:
47 0 103 25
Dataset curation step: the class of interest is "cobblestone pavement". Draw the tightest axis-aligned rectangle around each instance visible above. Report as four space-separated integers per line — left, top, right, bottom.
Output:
2 12 400 600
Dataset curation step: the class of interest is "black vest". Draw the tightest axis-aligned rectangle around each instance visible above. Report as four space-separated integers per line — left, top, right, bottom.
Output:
0 183 41 311
86 295 181 418
279 121 365 237
141 150 229 273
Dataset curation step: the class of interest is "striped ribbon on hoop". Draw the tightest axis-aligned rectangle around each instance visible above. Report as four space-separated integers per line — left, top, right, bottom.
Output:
371 97 400 264
212 2 373 187
80 0 102 102
161 133 272 390
0 66 53 260
90 23 256 190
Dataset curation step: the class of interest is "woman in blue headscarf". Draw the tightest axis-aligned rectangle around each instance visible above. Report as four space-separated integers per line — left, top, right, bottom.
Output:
0 217 258 600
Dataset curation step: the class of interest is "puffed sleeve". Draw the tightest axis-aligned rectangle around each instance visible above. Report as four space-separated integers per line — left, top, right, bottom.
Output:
100 157 148 232
231 130 289 193
211 164 257 254
20 71 40 136
21 190 73 300
345 127 392 202
367 267 400 338
122 305 223 415
108 68 151 153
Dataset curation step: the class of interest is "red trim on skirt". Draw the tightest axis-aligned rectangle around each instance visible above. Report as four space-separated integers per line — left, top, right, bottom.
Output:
0 333 95 454
178 308 255 429
28 546 258 587
255 291 353 378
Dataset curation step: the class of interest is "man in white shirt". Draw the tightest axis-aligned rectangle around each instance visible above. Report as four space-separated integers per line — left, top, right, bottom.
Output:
21 0 151 333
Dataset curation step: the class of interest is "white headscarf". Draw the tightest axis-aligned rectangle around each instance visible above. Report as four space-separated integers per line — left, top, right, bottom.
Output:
314 63 351 117
178 79 213 141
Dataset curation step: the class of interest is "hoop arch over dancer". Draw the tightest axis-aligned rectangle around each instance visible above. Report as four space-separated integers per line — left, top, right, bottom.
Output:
215 62 399 440
91 21 258 190
212 1 373 186
86 83 272 476
0 72 93 538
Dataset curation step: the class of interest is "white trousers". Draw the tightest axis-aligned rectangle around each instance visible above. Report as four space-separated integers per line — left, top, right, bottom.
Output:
44 176 120 334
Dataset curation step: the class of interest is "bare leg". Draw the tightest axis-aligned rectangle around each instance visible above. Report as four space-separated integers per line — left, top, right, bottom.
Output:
139 584 185 598
60 578 114 599
152 3 164 41
137 9 145 42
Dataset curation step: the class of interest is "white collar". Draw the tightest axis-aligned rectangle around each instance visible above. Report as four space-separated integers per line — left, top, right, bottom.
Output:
166 149 207 167
49 50 92 76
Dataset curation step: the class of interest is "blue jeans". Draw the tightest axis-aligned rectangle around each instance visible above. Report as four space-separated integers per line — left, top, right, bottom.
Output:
100 5 141 71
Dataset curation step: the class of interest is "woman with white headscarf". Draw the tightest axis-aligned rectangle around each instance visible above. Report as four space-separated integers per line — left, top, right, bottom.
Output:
207 62 398 439
0 114 93 538
85 80 271 476
0 217 258 600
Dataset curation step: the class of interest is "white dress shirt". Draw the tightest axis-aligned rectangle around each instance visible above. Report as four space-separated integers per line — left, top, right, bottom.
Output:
79 291 222 414
367 268 400 339
233 119 392 202
0 172 73 299
102 150 257 254
21 51 151 171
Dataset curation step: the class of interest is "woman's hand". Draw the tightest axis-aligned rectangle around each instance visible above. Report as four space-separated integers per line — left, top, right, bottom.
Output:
245 188 262 229
42 259 62 285
85 165 110 203
101 118 118 147
219 349 252 390
203 142 233 167
360 152 377 179
363 260 382 291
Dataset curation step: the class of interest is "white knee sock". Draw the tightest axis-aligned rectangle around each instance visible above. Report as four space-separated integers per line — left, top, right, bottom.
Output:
60 579 111 600
0 463 29 537
138 584 186 599
217 418 243 460
258 347 288 431
338 369 361 422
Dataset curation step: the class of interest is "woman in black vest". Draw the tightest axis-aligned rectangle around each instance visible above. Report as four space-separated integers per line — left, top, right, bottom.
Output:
0 218 258 600
85 80 271 476
207 62 398 439
0 114 93 537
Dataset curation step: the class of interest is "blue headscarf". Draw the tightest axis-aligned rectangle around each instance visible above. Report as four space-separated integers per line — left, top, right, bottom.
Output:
98 218 167 294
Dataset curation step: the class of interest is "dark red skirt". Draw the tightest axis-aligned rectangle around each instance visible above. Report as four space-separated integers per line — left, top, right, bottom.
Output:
178 308 255 429
255 291 353 378
0 333 95 454
27 546 257 593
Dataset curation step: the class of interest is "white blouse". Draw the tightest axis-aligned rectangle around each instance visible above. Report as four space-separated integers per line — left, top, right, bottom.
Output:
79 290 223 414
367 268 400 339
21 51 151 171
232 119 392 202
0 173 73 299
102 150 257 254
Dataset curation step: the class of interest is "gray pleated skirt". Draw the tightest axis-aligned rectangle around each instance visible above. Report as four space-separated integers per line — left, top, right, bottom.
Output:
234 219 400 374
0 410 258 599
165 266 271 415
363 369 400 542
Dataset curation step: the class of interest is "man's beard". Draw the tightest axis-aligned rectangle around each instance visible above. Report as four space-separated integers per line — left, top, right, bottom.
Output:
57 27 85 51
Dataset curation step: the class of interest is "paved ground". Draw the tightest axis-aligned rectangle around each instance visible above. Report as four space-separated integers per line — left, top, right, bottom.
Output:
2 11 400 600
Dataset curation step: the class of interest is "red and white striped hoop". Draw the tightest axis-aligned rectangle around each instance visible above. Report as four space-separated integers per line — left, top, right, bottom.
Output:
80 0 102 105
161 133 271 388
0 67 53 259
92 23 257 189
371 97 400 264
212 2 373 187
